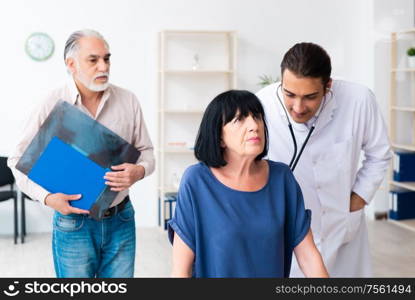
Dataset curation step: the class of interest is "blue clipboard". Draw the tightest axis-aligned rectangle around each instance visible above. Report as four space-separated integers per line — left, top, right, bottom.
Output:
28 136 109 210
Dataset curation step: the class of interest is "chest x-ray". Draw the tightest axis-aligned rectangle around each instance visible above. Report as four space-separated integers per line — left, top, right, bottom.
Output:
16 100 140 220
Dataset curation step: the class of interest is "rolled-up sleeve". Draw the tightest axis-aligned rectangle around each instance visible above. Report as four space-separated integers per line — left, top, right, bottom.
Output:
167 182 196 253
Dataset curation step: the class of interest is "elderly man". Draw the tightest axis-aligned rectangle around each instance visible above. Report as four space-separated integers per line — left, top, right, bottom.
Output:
8 29 155 278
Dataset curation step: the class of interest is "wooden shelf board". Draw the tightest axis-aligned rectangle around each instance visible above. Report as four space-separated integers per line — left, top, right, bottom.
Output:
391 68 415 72
161 110 204 114
391 143 415 152
391 106 415 112
161 70 234 74
159 149 194 154
389 180 415 191
162 30 235 35
393 29 415 34
158 187 178 193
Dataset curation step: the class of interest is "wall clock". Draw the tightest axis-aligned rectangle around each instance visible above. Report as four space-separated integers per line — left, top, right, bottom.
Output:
25 32 54 61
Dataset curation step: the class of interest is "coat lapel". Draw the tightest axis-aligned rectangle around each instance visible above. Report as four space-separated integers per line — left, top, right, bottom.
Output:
312 92 337 135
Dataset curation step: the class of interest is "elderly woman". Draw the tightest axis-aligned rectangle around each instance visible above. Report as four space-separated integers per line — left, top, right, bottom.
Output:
168 90 328 278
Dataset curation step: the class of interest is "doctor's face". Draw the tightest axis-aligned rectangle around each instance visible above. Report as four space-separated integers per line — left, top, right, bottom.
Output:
281 69 331 123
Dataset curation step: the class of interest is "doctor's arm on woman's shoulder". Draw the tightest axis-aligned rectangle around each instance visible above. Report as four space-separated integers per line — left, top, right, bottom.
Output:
294 229 329 277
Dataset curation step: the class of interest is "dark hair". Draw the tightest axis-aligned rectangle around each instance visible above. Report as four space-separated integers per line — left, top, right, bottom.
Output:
280 42 331 88
194 90 268 168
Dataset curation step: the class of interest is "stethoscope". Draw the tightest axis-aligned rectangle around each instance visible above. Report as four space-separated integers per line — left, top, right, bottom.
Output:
276 83 331 172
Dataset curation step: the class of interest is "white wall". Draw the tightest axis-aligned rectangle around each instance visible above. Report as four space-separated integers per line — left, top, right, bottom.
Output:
0 0 397 232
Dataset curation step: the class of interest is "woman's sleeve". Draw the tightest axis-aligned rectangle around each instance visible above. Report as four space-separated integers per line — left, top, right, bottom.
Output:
167 181 196 253
288 173 312 248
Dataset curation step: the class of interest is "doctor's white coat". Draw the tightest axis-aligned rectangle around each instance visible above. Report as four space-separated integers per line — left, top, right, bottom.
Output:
256 80 391 277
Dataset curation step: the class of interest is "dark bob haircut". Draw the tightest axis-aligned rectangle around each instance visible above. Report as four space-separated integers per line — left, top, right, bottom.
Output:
194 90 269 168
281 42 332 88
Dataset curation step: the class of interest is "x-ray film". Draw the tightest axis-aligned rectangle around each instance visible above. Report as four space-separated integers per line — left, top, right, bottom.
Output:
16 100 141 220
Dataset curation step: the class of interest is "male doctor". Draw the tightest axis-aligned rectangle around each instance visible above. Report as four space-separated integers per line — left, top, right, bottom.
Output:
256 42 391 277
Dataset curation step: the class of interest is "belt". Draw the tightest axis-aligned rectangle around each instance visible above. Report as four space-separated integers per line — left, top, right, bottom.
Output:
103 196 130 218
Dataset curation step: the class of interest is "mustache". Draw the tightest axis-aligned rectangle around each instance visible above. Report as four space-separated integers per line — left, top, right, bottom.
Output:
94 72 109 80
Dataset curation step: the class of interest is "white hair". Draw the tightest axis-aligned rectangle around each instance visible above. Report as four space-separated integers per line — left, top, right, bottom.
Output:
64 29 109 61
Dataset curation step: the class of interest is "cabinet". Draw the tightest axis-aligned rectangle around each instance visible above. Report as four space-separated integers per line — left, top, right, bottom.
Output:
157 30 237 228
388 29 415 232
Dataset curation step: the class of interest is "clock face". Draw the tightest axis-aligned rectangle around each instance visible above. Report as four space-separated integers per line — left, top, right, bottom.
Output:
25 32 54 61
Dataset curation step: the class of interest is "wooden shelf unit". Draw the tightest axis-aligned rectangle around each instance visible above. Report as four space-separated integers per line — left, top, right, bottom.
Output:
157 30 237 227
388 29 415 232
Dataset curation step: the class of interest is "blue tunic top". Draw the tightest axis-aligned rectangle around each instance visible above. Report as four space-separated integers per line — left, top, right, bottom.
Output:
168 160 311 278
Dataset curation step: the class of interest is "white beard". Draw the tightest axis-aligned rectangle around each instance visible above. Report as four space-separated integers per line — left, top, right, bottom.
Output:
83 79 109 92
75 68 109 92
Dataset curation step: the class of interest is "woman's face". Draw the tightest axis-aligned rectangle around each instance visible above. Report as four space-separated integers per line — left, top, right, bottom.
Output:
221 112 265 159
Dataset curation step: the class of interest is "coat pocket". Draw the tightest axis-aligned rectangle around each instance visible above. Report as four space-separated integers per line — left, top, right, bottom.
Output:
344 208 363 244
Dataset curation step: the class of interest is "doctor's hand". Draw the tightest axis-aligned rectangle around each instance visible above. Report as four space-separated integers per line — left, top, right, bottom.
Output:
349 192 366 212
104 163 145 192
45 193 89 215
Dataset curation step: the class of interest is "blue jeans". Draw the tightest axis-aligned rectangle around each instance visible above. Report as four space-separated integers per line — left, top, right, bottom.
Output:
52 201 136 278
